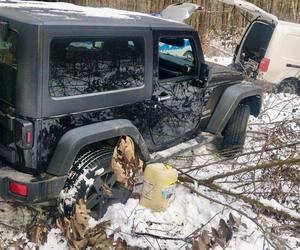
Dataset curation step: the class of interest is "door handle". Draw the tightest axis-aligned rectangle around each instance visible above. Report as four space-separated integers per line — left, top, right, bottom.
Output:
158 95 172 102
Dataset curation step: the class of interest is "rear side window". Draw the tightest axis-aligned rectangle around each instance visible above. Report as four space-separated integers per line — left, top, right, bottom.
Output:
0 31 18 105
49 37 145 97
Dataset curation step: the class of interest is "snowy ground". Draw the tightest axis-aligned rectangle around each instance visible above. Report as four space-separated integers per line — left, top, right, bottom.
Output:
0 56 299 249
205 56 232 66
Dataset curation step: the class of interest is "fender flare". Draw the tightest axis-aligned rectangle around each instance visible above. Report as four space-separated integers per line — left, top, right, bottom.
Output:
206 82 262 134
47 119 150 176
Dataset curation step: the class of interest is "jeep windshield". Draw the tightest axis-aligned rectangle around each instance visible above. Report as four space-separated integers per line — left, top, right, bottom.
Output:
0 30 18 107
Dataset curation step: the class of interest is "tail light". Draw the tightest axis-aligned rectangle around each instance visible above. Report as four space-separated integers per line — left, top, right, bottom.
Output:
259 58 270 73
15 119 34 149
26 130 32 144
9 181 28 197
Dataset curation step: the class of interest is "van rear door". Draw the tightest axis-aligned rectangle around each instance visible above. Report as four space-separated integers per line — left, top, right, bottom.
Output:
234 20 274 76
219 0 278 24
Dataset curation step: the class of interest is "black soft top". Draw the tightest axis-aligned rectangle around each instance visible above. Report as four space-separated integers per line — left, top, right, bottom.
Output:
0 0 193 30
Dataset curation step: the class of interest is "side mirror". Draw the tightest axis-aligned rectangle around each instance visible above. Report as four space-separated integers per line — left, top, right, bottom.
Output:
0 22 9 42
200 63 212 83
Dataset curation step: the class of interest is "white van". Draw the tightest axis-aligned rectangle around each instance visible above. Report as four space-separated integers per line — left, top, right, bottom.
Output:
220 0 300 94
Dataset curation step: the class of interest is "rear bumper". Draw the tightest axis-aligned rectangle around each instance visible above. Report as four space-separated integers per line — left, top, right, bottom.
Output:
0 166 67 203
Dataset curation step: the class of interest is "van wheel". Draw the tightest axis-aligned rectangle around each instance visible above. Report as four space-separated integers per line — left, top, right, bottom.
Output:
219 104 250 157
278 79 299 95
59 147 131 219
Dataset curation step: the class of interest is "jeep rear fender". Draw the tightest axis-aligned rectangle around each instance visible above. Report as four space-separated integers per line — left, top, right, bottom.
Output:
206 82 262 134
47 119 150 176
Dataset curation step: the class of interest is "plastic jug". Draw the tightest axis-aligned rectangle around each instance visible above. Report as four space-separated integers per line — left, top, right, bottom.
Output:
140 163 178 212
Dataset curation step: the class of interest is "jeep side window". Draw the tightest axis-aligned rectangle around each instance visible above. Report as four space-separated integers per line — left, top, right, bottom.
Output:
0 31 18 106
49 37 145 97
159 38 195 80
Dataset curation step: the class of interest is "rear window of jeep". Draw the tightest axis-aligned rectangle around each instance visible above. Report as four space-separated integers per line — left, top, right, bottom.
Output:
0 31 18 106
49 37 145 97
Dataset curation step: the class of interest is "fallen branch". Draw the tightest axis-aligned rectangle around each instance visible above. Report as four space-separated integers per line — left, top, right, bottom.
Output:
179 174 300 225
200 158 300 183
183 143 300 174
215 184 299 221
133 232 187 242
179 182 292 250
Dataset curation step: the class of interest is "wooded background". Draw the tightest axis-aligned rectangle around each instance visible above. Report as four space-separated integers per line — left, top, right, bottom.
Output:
64 0 300 48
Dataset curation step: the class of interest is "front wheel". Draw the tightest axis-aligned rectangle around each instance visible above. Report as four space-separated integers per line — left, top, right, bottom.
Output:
277 79 299 95
218 104 250 157
59 147 132 219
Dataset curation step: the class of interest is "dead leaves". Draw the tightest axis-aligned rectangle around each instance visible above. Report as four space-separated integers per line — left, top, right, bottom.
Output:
102 183 113 197
0 240 4 250
228 212 242 230
85 221 113 250
0 221 49 249
29 222 48 247
112 136 144 189
192 230 210 250
211 218 233 248
4 238 27 250
192 213 242 250
115 237 128 250
57 199 90 249
57 199 113 250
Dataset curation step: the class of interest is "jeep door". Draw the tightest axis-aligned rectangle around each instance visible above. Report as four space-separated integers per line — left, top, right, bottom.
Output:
150 31 205 148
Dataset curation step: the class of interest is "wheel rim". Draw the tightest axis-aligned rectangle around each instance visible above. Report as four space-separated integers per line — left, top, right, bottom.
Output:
85 168 131 219
183 51 194 62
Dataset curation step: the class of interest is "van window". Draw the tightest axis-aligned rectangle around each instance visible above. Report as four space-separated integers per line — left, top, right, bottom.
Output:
49 37 145 97
159 38 195 80
240 22 274 62
0 31 18 106
283 35 300 61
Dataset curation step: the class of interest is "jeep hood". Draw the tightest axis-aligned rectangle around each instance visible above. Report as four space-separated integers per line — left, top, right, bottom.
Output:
219 0 278 24
207 62 244 83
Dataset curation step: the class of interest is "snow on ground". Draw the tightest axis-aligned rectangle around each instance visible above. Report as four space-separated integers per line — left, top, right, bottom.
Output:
205 56 233 66
100 186 268 250
0 56 299 249
40 229 68 250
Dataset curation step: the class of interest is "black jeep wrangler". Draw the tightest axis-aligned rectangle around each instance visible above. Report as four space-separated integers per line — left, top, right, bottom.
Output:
0 1 262 218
